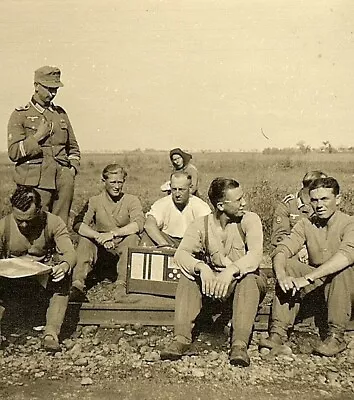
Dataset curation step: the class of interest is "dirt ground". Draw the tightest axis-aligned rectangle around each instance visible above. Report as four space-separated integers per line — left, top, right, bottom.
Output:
1 376 353 400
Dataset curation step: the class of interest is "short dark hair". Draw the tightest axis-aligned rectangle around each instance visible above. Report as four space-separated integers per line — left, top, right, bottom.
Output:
10 186 41 211
208 178 240 208
302 171 328 188
170 171 192 182
308 177 340 196
102 164 127 180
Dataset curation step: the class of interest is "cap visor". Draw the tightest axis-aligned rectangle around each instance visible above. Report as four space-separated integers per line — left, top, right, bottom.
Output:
38 80 64 88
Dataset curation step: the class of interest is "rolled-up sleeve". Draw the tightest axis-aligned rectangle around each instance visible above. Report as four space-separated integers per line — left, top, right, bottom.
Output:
272 219 306 259
128 197 145 233
174 219 205 280
72 200 95 232
337 221 354 264
237 212 263 275
145 200 164 229
51 216 77 271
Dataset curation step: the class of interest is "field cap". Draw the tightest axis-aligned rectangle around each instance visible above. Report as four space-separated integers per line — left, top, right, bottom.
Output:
34 66 64 88
169 148 192 165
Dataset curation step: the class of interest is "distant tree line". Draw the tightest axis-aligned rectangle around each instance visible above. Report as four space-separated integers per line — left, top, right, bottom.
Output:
263 141 354 155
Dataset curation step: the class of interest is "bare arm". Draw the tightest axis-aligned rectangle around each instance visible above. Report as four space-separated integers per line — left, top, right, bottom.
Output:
144 215 171 246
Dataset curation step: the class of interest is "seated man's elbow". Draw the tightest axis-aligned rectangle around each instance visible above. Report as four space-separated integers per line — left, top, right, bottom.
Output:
72 222 81 233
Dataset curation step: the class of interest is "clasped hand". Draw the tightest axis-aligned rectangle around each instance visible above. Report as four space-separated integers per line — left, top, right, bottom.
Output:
277 275 309 296
95 232 114 246
34 117 53 142
200 265 235 299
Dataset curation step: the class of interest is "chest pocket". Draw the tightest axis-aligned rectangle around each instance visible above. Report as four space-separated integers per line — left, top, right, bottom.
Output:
23 118 40 134
52 119 69 145
60 120 68 130
289 213 300 228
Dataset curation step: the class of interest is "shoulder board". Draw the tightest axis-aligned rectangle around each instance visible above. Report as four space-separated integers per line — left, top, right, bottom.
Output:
52 103 65 113
282 194 295 204
15 103 30 111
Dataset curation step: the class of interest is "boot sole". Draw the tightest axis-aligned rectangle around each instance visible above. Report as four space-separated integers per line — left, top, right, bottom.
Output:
160 352 184 361
230 357 250 367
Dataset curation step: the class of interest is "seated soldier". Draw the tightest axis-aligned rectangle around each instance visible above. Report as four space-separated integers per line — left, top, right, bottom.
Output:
142 171 211 248
70 164 144 302
0 186 76 351
271 171 327 263
261 177 354 356
160 177 267 367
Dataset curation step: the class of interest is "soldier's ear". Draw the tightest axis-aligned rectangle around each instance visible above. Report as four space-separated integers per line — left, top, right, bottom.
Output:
216 201 224 212
335 194 341 207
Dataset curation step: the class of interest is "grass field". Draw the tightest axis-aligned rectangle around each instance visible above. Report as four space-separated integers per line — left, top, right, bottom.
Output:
1 151 354 251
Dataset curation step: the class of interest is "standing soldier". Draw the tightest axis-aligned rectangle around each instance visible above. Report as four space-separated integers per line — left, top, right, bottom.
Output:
7 66 80 225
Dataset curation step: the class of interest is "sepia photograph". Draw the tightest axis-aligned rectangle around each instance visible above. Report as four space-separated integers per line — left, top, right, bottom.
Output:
0 1 353 399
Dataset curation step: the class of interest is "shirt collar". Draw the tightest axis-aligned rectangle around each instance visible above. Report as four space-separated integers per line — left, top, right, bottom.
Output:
30 97 54 113
104 191 124 203
296 192 305 209
170 195 190 213
311 210 339 228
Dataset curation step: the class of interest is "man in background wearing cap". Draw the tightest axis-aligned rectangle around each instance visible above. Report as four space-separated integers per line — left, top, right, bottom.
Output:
7 66 80 225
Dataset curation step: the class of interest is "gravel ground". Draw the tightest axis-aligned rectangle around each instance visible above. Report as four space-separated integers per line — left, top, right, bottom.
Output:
1 321 354 399
1 272 353 399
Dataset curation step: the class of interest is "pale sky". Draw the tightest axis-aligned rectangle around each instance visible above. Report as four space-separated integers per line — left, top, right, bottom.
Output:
0 0 353 152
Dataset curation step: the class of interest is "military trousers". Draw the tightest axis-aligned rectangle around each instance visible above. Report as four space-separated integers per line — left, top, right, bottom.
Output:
174 272 267 346
0 275 69 340
270 258 354 337
139 230 181 248
72 234 140 290
35 165 75 225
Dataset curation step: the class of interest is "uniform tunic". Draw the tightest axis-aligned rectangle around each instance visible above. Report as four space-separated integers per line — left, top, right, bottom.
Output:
7 98 80 189
271 192 313 246
0 211 76 338
0 212 76 269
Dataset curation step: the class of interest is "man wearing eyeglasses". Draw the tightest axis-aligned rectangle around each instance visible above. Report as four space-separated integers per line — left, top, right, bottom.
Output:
7 66 80 225
160 177 267 367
